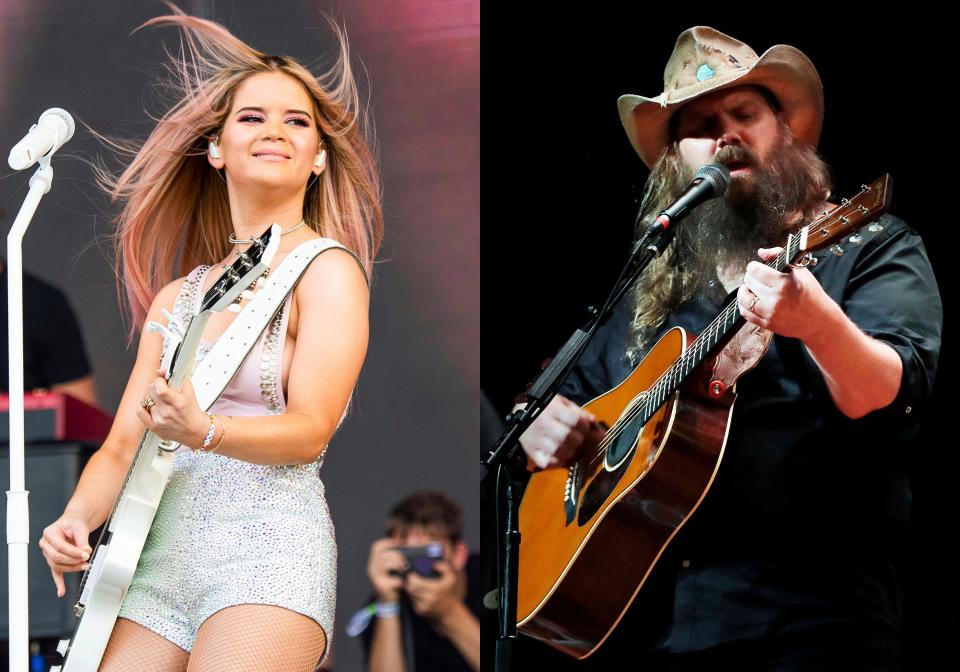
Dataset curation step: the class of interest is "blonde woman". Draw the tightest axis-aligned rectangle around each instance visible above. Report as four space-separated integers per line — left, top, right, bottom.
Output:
38 7 381 671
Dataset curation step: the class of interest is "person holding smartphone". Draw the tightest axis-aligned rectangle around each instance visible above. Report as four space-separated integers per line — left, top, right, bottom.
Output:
362 491 480 671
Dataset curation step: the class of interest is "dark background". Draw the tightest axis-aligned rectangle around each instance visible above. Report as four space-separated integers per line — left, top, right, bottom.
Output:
0 1 478 670
483 9 955 670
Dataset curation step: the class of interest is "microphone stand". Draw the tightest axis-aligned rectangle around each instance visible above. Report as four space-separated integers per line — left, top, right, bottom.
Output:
6 152 56 672
481 217 679 671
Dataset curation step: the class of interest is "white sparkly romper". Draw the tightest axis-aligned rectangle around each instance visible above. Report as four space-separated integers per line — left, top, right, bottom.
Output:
117 260 337 653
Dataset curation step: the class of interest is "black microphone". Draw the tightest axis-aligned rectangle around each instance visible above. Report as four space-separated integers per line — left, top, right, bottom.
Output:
633 163 730 258
652 163 730 230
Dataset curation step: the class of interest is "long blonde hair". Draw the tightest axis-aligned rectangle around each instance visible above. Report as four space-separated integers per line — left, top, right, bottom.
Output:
97 5 382 342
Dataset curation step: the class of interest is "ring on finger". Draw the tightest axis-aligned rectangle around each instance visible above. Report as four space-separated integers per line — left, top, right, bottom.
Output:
140 396 156 411
748 295 760 311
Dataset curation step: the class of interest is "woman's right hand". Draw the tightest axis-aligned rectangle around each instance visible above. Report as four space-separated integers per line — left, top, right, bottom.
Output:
40 514 93 598
519 395 605 470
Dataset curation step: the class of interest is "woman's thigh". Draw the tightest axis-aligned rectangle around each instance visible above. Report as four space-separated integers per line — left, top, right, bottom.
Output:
99 617 189 672
186 604 327 672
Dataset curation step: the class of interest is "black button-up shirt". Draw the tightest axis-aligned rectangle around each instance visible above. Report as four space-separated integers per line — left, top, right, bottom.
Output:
557 214 942 651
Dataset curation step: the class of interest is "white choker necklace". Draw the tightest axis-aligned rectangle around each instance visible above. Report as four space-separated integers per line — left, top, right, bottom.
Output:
229 219 307 245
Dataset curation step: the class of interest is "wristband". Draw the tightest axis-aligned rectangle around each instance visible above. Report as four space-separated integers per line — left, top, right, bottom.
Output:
375 601 400 618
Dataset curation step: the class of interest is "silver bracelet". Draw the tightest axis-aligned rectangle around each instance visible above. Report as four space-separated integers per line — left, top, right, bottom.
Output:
201 413 216 450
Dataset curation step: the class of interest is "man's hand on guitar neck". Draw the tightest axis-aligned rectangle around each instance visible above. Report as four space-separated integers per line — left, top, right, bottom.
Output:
518 395 605 471
738 246 903 419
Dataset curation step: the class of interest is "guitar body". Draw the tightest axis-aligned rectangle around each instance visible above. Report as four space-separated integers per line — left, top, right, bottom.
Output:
517 326 736 659
58 437 176 669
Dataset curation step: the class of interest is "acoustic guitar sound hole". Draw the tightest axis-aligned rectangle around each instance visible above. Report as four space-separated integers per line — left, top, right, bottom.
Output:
578 415 644 525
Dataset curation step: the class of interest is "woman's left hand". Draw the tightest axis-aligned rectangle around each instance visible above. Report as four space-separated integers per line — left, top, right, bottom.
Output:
136 370 208 448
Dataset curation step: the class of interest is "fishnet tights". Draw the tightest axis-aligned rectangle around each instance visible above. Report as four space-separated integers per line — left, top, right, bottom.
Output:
98 605 327 672
98 619 188 672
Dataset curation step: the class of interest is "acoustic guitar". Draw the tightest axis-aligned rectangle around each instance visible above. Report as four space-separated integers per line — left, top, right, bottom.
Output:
516 175 892 658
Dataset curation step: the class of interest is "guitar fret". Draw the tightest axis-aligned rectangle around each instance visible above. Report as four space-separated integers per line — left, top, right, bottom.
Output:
636 178 892 439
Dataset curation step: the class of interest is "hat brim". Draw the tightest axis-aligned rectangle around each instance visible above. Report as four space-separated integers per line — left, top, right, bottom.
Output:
618 44 824 168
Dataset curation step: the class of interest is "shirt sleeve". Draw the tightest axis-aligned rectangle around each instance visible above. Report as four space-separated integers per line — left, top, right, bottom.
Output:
557 300 633 406
840 218 942 418
31 284 92 387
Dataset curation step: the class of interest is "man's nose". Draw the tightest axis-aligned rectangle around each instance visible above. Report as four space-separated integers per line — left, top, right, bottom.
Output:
716 129 742 150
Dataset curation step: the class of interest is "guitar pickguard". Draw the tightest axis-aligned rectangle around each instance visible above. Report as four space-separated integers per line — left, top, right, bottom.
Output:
708 320 772 394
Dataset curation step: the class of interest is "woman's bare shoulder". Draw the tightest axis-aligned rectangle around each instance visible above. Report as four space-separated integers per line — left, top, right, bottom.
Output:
287 245 369 334
298 245 368 297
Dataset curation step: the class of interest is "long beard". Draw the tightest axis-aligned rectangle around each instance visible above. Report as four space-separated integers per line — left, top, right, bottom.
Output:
624 130 832 362
662 132 831 288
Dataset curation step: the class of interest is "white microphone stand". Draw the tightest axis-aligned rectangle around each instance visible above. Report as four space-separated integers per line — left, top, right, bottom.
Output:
7 152 55 672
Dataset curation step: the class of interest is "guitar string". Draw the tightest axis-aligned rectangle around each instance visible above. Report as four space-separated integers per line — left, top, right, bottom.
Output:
73 246 270 596
583 204 863 468
583 239 803 470
583 295 746 470
573 191 877 482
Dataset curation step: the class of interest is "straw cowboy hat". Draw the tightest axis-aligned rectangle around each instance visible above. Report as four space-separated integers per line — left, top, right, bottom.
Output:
618 26 824 168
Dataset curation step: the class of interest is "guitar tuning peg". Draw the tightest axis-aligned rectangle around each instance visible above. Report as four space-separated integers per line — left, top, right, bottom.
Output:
256 277 267 288
227 303 243 313
241 290 255 300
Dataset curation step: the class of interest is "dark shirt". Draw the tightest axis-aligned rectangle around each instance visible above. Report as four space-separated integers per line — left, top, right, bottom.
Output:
0 270 91 392
557 214 942 652
361 552 481 671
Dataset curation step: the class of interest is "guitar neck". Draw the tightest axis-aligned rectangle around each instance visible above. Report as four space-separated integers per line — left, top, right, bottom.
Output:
633 177 891 428
75 311 210 602
168 312 210 387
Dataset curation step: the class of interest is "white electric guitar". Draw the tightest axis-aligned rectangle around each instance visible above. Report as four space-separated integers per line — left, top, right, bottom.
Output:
51 225 282 671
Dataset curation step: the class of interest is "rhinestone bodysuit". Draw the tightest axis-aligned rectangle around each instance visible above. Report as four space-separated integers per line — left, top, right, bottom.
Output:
117 263 337 656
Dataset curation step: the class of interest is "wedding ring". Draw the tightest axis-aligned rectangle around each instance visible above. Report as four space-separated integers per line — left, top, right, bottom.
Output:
748 295 760 311
140 396 156 411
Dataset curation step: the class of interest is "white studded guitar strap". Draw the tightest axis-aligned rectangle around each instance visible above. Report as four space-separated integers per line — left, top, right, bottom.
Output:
191 238 359 410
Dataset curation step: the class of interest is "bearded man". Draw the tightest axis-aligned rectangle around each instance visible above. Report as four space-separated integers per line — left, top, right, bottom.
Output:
517 27 942 669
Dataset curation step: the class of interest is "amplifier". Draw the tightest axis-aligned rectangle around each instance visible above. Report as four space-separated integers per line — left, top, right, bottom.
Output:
0 442 95 638
0 393 112 444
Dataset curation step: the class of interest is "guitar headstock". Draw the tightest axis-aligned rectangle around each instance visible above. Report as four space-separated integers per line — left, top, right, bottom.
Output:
799 174 892 253
201 223 282 314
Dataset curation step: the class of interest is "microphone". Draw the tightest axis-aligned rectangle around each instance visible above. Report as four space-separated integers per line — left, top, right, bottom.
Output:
653 162 730 229
633 163 730 258
8 108 76 170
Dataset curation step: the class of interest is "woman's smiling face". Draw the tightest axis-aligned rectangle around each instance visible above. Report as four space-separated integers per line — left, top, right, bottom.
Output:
210 71 325 189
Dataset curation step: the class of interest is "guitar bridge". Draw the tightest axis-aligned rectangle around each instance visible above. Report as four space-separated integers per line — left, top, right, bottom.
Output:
563 462 581 526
